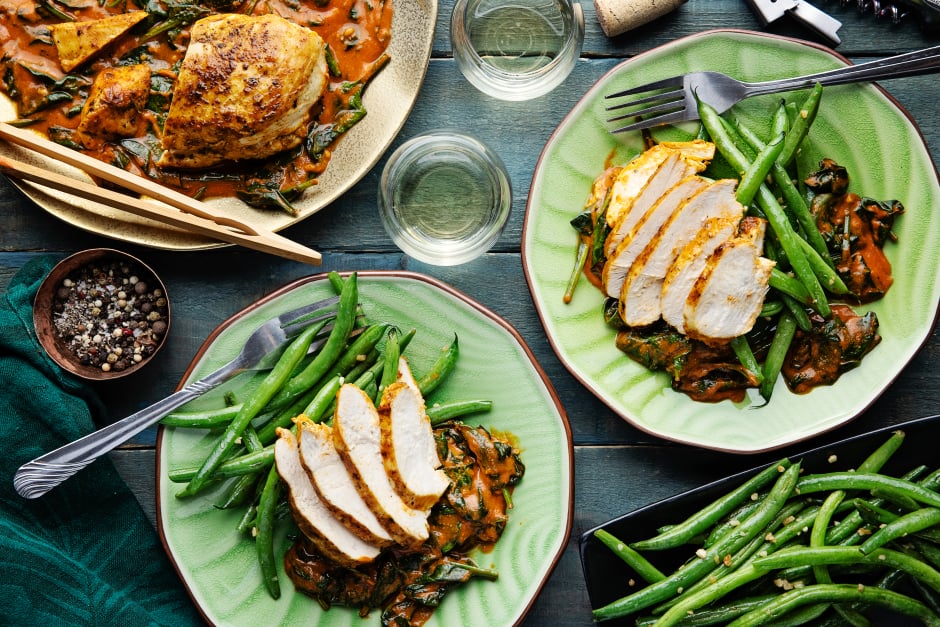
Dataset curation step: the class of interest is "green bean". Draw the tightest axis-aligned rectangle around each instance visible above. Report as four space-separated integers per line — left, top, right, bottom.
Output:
811 491 845 585
827 465 928 547
631 459 791 551
871 486 921 512
592 463 800 621
736 132 785 208
796 237 849 294
853 498 901 527
255 373 344 443
699 98 829 316
760 311 797 402
810 429 907 583
769 268 813 305
763 601 832 627
426 399 493 425
778 83 822 169
327 270 345 294
255 464 282 599
236 503 258 534
914 539 940 570
564 237 589 304
636 595 779 626
321 323 389 382
859 429 908 473
216 472 261 509
731 335 764 384
796 472 940 509
657 502 820 614
342 347 380 382
177 320 325 498
703 496 765 548
168 446 274 482
417 334 458 397
760 300 785 318
859 507 940 555
752 545 940 594
655 562 766 626
266 273 359 408
734 109 832 269
161 404 241 428
380 327 400 392
594 529 666 584
727 584 940 627
781 294 812 332
257 387 316 445
301 374 343 421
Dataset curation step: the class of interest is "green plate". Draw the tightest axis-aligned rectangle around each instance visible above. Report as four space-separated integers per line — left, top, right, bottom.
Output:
522 29 940 453
156 272 573 625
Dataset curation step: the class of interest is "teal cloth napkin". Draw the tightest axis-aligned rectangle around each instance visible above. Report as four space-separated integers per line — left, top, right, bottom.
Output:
0 256 201 626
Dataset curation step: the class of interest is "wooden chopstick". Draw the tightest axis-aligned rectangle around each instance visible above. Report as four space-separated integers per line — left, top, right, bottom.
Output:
0 121 322 265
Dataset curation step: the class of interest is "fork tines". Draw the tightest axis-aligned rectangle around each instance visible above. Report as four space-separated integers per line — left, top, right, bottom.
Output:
604 75 690 133
278 295 341 335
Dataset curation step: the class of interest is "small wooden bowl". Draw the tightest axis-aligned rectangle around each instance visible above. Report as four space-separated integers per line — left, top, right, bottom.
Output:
33 248 171 380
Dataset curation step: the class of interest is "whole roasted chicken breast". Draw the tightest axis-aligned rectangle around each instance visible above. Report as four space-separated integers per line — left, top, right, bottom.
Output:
158 13 328 169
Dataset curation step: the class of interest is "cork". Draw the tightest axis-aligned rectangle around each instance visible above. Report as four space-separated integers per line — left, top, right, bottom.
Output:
594 0 687 37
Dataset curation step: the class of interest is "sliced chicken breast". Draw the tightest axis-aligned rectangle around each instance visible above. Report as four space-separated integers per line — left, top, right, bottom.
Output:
661 215 741 333
683 218 775 342
379 381 450 511
602 140 714 244
274 428 381 567
618 179 745 327
601 175 710 299
333 384 429 548
297 419 393 547
604 151 704 260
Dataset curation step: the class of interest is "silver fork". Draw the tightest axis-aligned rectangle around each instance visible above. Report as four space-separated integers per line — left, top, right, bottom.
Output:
14 295 341 499
606 44 940 133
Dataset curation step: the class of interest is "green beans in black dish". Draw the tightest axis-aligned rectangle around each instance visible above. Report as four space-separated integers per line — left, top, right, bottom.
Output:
582 420 940 626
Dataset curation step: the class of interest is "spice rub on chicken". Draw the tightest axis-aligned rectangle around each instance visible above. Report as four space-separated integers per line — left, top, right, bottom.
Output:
158 13 329 169
588 140 773 344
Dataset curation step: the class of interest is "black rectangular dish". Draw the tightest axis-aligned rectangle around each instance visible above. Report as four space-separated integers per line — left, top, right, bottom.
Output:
580 414 940 626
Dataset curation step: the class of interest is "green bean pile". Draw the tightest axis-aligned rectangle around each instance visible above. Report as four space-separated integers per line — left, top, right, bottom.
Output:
161 272 492 599
591 429 940 625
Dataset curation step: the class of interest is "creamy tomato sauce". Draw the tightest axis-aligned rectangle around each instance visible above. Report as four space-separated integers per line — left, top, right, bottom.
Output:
0 0 392 204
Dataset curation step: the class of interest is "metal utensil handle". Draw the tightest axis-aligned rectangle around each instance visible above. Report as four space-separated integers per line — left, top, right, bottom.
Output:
13 359 239 499
744 44 940 96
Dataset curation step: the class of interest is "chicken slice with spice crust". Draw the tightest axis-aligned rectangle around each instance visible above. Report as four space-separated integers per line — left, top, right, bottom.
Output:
158 13 328 169
683 218 775 343
619 178 744 328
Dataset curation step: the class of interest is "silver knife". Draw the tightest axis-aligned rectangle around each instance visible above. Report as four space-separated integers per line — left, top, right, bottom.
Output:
745 0 843 46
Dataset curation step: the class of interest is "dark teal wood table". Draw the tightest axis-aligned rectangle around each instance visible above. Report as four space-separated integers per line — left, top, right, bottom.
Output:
2 1 939 624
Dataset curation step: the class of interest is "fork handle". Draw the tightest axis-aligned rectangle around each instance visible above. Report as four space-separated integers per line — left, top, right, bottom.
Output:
743 44 940 96
12 361 240 500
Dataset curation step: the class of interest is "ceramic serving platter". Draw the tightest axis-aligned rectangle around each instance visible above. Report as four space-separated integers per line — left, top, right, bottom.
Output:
522 29 940 453
156 271 573 626
0 0 437 250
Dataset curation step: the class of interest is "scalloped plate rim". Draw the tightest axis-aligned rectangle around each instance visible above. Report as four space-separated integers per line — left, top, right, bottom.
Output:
522 29 940 454
0 0 437 251
155 270 574 626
